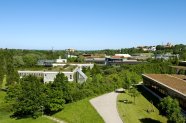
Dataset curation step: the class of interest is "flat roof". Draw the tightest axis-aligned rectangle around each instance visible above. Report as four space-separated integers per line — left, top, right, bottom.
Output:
143 74 186 95
171 66 186 70
19 65 77 72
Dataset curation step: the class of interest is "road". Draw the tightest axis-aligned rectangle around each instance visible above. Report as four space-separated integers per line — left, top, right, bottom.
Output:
90 92 123 123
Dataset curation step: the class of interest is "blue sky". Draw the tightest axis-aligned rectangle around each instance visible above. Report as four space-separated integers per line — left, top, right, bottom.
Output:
0 0 186 50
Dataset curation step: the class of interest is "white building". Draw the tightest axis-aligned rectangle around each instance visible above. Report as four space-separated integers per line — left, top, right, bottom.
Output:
56 56 67 63
115 54 131 58
18 67 87 83
67 55 77 58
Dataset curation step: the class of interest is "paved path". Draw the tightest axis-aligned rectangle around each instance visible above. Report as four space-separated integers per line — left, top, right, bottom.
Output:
90 92 123 123
43 115 65 123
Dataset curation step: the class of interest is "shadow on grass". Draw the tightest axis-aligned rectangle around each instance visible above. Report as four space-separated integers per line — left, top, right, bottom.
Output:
140 118 161 123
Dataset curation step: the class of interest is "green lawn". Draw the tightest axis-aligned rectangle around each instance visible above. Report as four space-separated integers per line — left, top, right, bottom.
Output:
0 91 54 123
53 98 104 123
117 92 167 123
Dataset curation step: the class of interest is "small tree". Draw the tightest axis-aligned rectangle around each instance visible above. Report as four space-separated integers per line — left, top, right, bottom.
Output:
128 87 140 104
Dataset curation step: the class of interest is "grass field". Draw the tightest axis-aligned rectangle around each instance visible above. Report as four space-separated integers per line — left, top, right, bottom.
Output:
53 98 104 123
117 91 167 123
0 91 54 123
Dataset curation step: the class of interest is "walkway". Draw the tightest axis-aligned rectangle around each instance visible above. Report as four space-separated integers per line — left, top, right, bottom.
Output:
90 92 123 123
43 115 65 123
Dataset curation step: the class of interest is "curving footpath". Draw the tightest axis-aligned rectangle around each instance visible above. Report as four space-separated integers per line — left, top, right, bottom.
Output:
90 92 123 123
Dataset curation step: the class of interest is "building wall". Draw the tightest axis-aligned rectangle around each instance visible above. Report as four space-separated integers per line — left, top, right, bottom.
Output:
18 68 87 84
56 59 67 63
18 71 44 78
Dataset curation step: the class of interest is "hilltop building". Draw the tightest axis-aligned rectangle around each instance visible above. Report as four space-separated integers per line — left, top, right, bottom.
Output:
155 53 179 60
131 53 154 60
137 46 156 51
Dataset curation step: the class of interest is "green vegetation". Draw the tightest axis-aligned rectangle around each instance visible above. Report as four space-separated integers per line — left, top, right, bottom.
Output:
5 74 67 118
128 87 140 104
0 91 54 123
1 48 182 120
5 60 176 119
159 96 185 123
53 98 104 123
117 91 167 123
1 75 7 89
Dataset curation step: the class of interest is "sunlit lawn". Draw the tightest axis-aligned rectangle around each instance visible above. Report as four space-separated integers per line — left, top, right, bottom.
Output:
117 91 167 123
53 98 104 123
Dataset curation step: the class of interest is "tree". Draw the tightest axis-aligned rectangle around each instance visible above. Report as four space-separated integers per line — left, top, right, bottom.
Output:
6 75 46 118
23 54 38 67
6 74 66 118
91 64 101 76
45 82 65 114
159 96 185 123
53 73 72 103
13 56 25 67
77 55 84 63
128 87 140 104
181 51 186 61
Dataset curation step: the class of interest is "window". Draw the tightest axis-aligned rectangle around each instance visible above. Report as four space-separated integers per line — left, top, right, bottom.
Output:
70 75 72 79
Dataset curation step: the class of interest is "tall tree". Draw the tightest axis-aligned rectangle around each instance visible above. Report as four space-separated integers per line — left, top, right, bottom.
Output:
6 75 46 118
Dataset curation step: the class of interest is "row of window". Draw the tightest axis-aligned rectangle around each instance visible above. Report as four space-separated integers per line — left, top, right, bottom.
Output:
19 73 73 80
19 73 43 77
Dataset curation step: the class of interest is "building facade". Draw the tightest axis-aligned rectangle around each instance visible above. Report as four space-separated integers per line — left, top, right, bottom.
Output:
18 67 87 83
142 74 186 110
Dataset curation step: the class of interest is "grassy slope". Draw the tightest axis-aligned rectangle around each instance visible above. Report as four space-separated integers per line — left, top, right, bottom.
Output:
0 91 54 123
117 92 167 123
53 98 104 123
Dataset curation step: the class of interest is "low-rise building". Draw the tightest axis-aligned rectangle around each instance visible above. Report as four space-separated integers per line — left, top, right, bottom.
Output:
84 58 105 64
131 53 154 60
18 66 87 83
56 56 67 63
37 60 55 66
114 54 131 58
155 53 179 60
105 57 145 65
142 74 186 110
179 61 186 66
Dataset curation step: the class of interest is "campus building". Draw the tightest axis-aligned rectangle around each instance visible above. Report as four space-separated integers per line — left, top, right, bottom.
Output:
18 66 87 83
142 74 186 110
